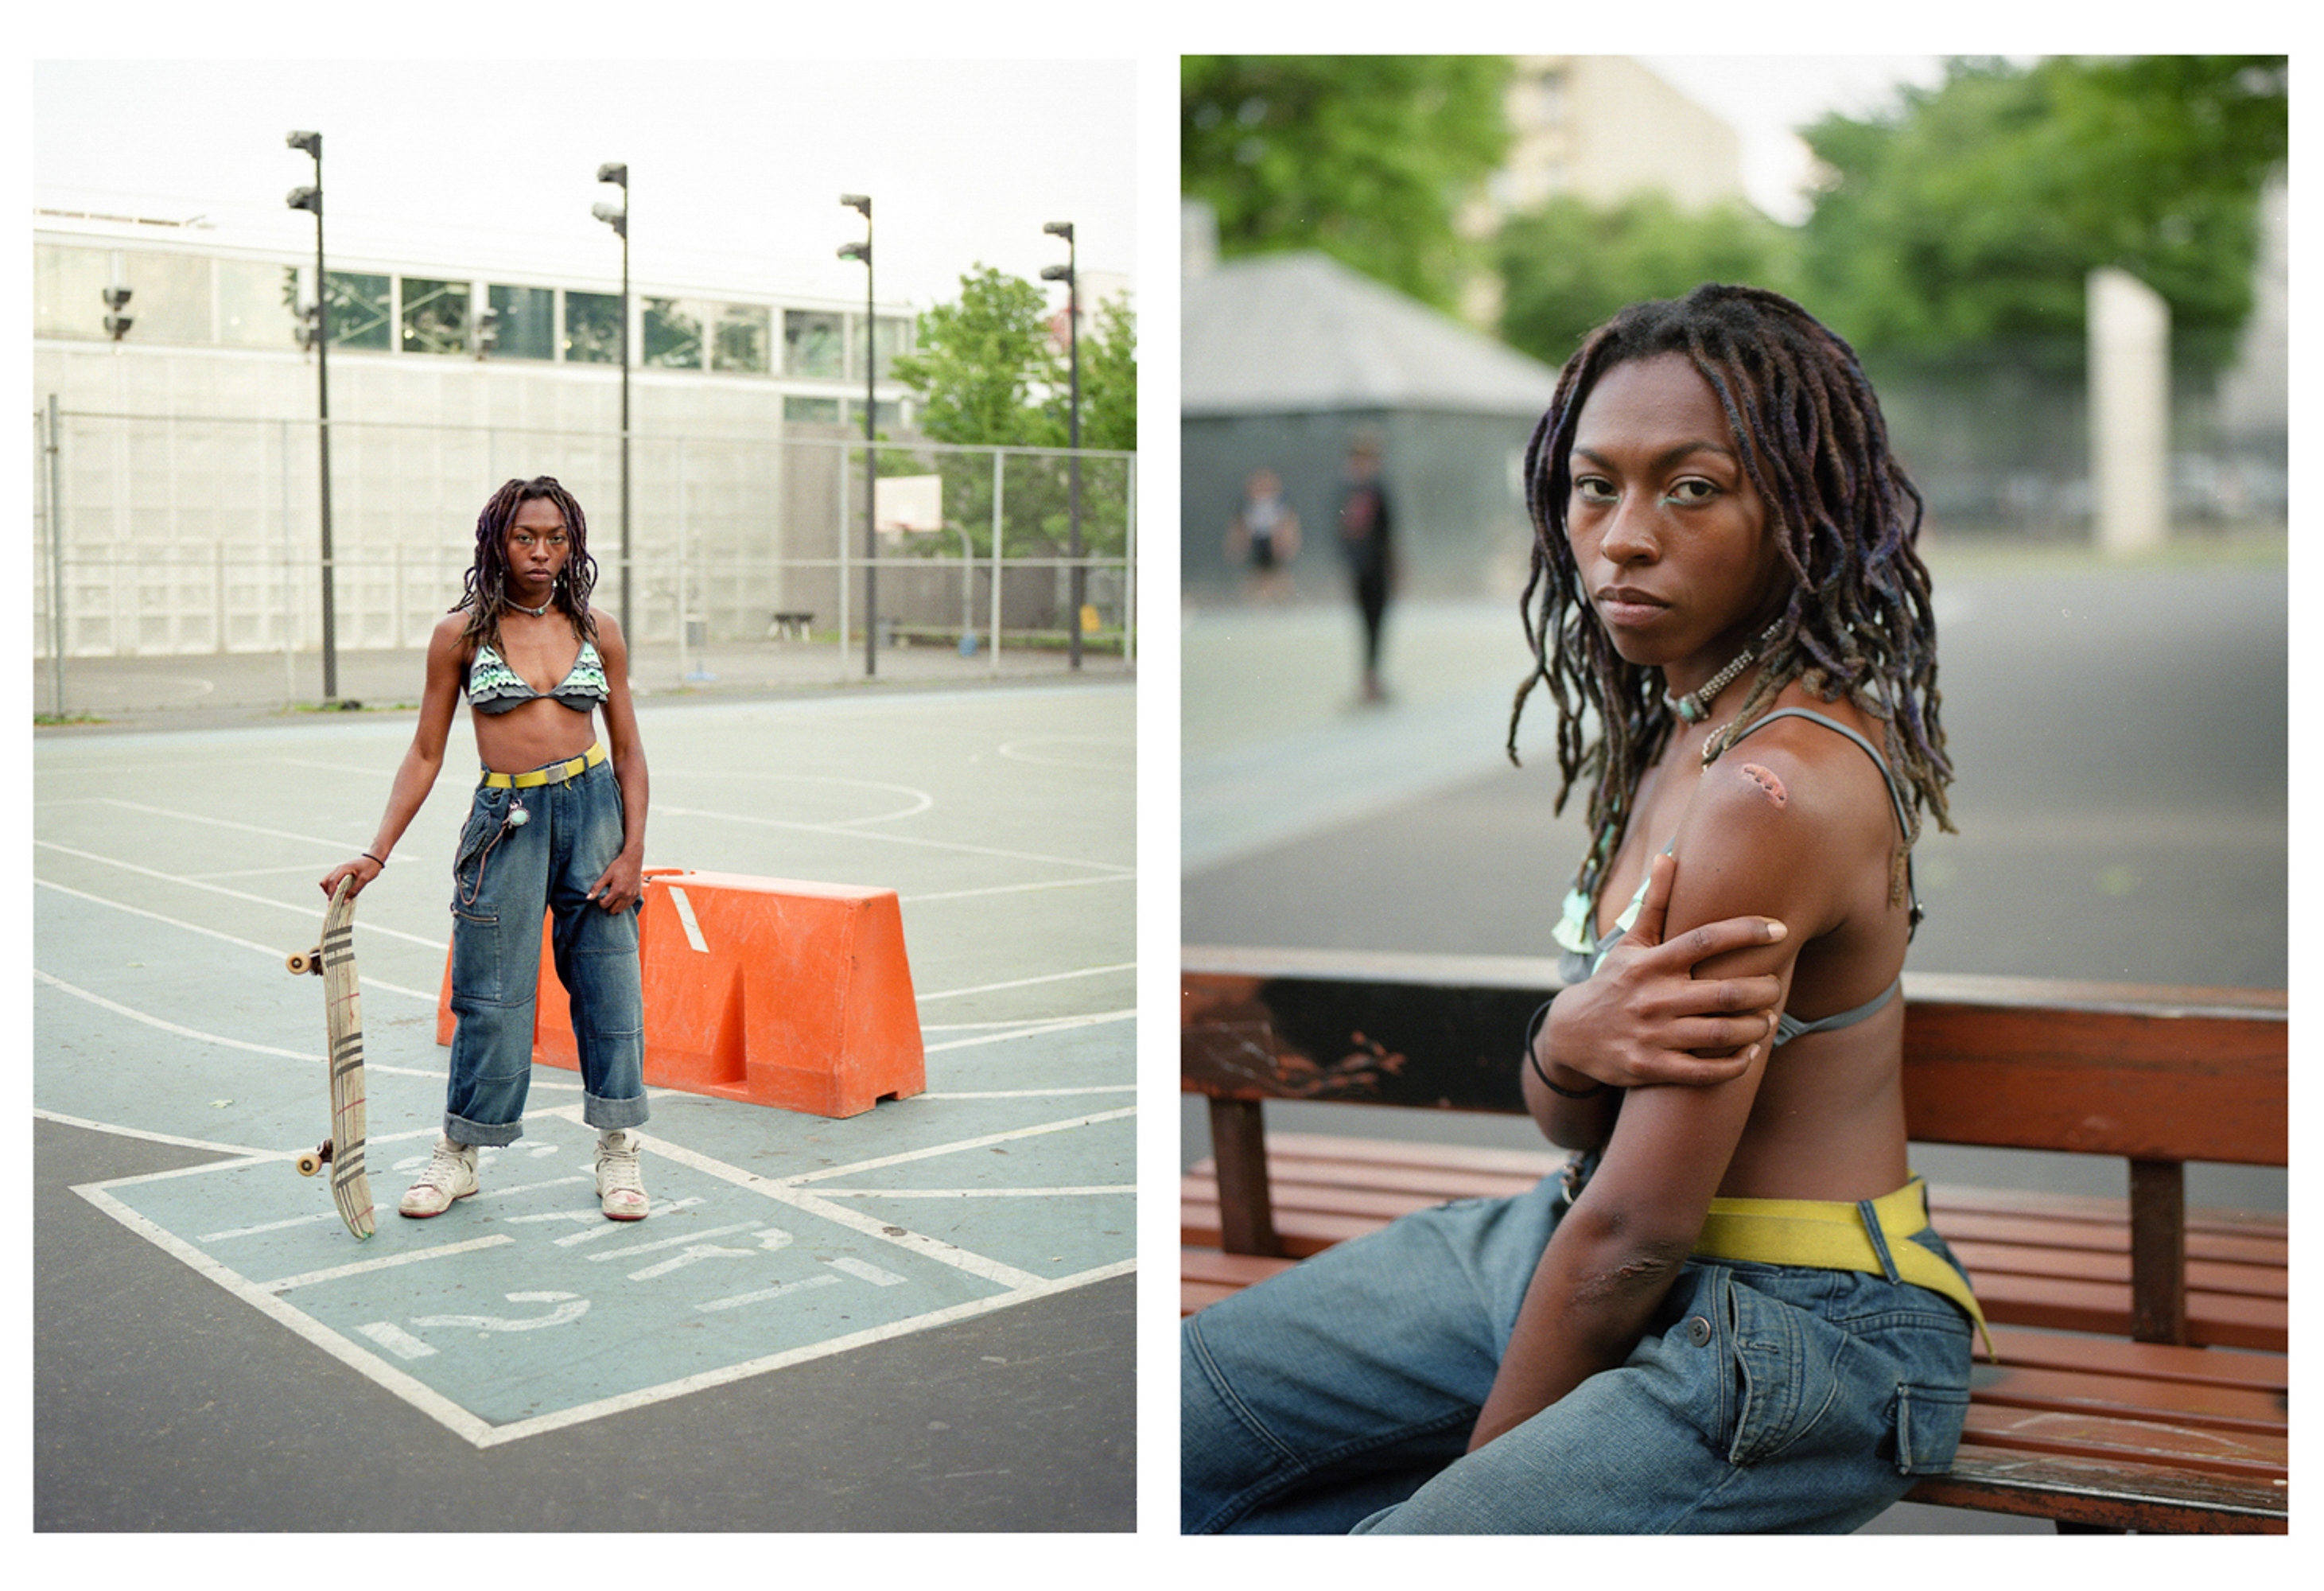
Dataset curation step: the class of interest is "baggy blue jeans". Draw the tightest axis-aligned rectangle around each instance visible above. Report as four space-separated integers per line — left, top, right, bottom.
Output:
1181 1173 1974 1534
443 753 647 1146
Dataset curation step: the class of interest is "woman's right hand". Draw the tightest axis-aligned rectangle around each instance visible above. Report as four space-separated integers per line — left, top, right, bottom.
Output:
1538 851 1788 1091
320 854 385 901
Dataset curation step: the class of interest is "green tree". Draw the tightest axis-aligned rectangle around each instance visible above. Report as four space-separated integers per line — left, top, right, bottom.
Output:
1797 55 2287 383
888 266 1136 558
1183 54 1511 313
1496 191 1801 370
892 265 1060 446
1075 294 1136 454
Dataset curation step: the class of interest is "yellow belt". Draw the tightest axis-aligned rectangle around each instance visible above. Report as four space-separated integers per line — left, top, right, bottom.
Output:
1693 1178 1992 1358
481 742 607 789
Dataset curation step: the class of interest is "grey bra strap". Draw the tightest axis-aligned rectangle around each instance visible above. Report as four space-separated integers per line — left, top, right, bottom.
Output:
1724 706 1925 938
1774 977 1902 1045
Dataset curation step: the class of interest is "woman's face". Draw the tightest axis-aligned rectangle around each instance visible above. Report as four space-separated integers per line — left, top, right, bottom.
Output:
504 496 572 607
1564 352 1788 690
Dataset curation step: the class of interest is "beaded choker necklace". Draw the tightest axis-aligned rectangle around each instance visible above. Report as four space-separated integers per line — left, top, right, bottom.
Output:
506 596 553 618
1661 620 1784 724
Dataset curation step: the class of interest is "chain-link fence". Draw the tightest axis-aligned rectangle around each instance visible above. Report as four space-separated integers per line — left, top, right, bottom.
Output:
32 400 1134 715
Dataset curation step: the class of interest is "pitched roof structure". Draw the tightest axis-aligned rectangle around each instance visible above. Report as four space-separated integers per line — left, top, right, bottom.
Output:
1181 250 1562 418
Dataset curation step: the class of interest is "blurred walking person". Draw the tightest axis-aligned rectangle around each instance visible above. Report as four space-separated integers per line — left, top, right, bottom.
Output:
1226 466 1302 603
1338 431 1395 702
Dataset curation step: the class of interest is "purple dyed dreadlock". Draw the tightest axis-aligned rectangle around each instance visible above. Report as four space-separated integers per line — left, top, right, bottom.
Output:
452 476 601 661
1508 283 1952 910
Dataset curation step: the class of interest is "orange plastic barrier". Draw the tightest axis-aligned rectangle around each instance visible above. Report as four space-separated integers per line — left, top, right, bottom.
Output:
435 867 925 1118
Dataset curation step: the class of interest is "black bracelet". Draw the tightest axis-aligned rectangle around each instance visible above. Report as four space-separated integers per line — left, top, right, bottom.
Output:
1525 997 1607 1099
361 851 387 869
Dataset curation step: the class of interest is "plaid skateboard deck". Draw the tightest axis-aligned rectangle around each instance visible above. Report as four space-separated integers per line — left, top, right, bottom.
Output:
290 876 375 1239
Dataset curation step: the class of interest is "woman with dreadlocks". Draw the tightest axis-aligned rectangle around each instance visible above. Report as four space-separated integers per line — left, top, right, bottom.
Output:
1181 286 1980 1534
321 476 654 1223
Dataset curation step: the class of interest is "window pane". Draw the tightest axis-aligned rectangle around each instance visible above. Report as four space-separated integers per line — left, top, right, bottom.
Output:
488 284 556 360
644 297 703 369
872 314 911 379
784 309 843 377
119 250 213 343
33 244 111 339
328 270 393 349
565 290 622 363
711 302 770 373
219 260 295 348
400 277 470 356
783 395 842 423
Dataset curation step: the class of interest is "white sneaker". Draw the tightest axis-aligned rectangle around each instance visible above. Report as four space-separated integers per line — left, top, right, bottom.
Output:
399 1137 479 1218
595 1130 649 1221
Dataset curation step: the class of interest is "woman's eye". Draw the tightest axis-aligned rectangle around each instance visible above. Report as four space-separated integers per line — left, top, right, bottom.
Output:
1573 477 1616 504
1666 479 1718 504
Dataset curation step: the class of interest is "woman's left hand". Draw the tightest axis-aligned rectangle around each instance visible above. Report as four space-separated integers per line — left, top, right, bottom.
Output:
587 854 646 913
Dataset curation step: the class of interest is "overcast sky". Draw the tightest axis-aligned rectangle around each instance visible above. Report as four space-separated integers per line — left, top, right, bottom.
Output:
1638 55 1952 224
32 56 1139 313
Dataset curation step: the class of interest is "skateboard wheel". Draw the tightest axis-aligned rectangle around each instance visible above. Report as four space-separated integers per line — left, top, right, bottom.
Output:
296 1139 333 1177
287 948 322 974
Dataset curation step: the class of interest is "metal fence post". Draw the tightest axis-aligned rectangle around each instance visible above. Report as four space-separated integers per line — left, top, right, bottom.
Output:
45 395 67 718
989 446 1005 671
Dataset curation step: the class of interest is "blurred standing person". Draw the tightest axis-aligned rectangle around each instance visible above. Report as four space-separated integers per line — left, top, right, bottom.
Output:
1338 431 1395 702
1226 466 1302 603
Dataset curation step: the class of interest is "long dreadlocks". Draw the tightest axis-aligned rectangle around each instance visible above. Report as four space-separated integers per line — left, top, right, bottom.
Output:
453 476 602 661
1508 284 1951 912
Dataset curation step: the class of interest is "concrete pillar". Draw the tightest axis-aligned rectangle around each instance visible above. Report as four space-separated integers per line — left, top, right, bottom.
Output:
2088 267 2170 555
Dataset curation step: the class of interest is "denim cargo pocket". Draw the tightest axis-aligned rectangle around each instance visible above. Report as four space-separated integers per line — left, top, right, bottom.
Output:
1889 1381 1971 1475
451 788 508 912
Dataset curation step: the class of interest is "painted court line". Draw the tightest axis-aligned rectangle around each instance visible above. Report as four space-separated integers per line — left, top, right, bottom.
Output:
914 961 1133 1002
72 1180 500 1448
655 801 1132 876
635 1136 1053 1292
259 1235 517 1294
36 1106 270 1161
34 881 441 1002
814 1184 1135 1199
771 1106 1137 1186
70 1143 1137 1453
923 1009 1134 1052
36 839 447 953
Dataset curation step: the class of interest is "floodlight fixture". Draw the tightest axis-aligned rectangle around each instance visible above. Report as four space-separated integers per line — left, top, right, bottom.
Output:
596 161 632 635
286 126 338 699
1045 220 1082 669
840 193 876 676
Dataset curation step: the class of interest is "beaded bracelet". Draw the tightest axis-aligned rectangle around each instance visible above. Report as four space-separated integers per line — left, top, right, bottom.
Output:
1524 997 1607 1099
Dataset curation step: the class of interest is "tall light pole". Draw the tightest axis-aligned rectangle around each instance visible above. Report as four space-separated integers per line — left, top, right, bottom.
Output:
1041 221 1082 671
839 193 876 677
593 163 631 637
286 130 337 701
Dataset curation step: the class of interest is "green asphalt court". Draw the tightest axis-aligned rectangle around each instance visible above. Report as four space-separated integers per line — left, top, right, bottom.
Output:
34 682 1136 1482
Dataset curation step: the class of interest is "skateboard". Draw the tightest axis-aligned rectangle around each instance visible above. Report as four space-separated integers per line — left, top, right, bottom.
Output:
287 875 375 1239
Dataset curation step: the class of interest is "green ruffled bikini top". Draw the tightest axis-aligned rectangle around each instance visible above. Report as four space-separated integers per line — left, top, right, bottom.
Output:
1551 706 1923 1048
466 637 608 716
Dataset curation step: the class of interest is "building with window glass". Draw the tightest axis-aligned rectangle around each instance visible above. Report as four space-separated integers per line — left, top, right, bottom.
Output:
33 210 922 659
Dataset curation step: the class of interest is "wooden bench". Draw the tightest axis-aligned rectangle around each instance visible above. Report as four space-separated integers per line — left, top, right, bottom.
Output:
1181 946 2287 1534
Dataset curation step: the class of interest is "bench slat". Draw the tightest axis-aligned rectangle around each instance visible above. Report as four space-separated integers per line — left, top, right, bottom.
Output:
1913 1448 2286 1533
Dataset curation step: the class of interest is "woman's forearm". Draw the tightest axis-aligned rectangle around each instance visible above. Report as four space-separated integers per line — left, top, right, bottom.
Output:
1468 1217 1690 1451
